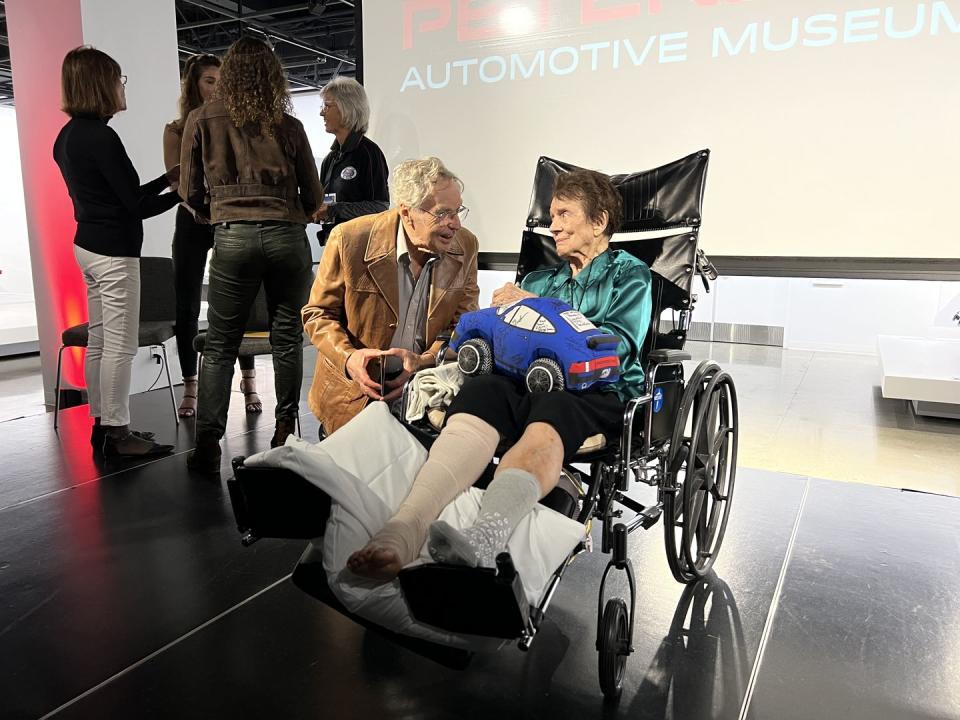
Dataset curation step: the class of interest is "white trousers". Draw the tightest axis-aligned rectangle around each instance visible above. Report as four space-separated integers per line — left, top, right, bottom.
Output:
74 247 140 427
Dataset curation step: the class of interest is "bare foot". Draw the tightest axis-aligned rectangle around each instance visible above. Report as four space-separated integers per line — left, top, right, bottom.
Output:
346 543 404 583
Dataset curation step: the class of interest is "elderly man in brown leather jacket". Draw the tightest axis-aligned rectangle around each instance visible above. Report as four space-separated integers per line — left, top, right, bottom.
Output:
303 156 479 435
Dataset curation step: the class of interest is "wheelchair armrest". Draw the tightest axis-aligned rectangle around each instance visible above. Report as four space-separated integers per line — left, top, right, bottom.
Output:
648 349 691 364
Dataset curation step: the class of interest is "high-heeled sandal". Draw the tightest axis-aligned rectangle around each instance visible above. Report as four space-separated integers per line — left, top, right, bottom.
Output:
240 374 262 414
178 379 198 418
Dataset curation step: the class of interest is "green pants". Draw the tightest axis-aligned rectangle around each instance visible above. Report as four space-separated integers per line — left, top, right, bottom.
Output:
196 222 312 441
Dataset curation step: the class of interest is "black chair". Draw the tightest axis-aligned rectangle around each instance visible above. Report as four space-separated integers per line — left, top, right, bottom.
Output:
193 284 274 371
54 257 179 430
193 285 306 436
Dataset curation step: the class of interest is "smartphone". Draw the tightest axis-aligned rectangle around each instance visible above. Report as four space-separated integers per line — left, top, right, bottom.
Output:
379 355 404 393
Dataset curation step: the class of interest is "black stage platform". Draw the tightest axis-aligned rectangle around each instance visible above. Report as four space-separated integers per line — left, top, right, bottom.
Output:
1 389 958 720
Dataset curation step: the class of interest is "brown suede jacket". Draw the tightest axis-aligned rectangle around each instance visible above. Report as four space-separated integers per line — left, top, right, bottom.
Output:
302 209 480 434
178 99 323 224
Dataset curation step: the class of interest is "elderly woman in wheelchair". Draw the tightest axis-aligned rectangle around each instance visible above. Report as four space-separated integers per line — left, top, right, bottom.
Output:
347 169 653 582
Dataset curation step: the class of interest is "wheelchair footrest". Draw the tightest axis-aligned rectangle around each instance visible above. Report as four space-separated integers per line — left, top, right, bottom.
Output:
398 554 530 639
227 457 331 542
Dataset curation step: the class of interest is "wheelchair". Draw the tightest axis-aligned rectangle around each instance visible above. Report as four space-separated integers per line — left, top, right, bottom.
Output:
226 149 739 700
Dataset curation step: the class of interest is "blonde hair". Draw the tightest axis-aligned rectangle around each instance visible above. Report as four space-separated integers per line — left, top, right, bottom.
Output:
61 46 122 118
391 157 462 209
321 76 370 134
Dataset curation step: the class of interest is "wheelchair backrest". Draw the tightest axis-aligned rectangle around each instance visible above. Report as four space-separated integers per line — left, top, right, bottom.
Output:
516 150 711 359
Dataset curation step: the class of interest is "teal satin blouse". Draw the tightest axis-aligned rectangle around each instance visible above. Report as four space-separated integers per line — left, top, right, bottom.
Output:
520 248 653 400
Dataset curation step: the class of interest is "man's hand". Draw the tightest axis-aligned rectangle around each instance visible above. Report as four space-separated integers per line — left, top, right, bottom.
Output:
380 347 432 402
312 204 330 223
345 348 385 400
491 282 536 307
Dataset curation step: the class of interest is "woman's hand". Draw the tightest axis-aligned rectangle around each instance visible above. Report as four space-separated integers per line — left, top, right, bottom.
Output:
312 204 330 223
166 164 180 189
491 282 536 307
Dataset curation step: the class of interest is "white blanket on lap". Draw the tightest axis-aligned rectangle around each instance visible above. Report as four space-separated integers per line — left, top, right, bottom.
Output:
245 402 585 649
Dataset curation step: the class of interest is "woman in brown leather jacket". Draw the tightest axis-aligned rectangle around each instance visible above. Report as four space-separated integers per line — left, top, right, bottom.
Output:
163 54 263 419
179 37 324 474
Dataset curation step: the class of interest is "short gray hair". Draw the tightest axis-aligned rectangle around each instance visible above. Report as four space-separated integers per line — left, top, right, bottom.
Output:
321 76 369 134
391 156 463 209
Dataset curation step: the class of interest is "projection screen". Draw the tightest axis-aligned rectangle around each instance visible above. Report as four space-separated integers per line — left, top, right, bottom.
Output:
361 0 959 260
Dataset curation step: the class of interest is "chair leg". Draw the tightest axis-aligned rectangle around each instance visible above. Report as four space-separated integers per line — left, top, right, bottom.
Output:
194 352 202 443
159 343 179 426
54 345 65 431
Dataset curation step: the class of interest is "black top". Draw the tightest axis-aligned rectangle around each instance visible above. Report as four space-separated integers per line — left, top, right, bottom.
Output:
53 115 181 258
318 131 389 244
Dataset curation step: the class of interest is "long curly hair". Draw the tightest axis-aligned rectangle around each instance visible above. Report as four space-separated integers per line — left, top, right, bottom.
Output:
216 37 292 137
176 53 221 128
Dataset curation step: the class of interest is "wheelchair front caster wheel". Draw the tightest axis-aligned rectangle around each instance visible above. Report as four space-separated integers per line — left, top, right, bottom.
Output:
598 597 629 699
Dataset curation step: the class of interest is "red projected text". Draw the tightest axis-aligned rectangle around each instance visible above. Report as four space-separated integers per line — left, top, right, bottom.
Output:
402 0 746 49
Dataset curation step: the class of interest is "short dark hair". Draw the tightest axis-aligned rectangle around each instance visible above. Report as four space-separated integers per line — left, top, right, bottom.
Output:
553 169 623 237
61 46 122 118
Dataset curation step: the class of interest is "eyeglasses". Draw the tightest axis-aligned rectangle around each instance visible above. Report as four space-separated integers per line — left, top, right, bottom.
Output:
120 75 128 86
418 205 469 224
320 100 336 115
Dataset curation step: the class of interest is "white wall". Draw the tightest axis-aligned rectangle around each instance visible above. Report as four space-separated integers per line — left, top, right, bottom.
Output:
0 107 32 299
80 0 182 259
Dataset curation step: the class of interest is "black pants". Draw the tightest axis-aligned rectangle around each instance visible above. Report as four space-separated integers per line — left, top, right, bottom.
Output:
447 374 624 463
172 206 253 377
196 222 313 441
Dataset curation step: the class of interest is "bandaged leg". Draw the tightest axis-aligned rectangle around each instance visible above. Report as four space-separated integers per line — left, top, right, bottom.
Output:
347 413 500 582
428 421 564 568
428 468 541 567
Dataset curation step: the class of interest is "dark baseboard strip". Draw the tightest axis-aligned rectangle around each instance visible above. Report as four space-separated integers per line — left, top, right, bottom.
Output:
712 256 960 281
479 253 960 281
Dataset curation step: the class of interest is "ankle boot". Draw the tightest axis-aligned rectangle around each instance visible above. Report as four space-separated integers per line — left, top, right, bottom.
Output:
270 417 298 448
187 436 222 474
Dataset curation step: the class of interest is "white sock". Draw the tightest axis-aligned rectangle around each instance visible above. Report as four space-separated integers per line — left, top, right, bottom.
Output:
428 468 541 567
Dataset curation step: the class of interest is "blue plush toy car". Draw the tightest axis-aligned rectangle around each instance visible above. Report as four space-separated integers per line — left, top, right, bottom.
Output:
449 297 621 392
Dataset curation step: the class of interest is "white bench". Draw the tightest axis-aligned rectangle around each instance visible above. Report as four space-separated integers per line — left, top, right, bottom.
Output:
878 331 960 419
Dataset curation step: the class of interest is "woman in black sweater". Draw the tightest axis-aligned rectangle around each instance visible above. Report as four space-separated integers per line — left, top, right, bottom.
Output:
53 46 179 457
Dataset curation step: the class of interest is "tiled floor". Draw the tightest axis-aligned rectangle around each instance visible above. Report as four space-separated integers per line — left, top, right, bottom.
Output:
1 342 957 496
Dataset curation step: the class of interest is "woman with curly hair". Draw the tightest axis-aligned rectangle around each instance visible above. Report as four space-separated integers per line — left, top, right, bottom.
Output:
179 37 324 473
162 54 264 419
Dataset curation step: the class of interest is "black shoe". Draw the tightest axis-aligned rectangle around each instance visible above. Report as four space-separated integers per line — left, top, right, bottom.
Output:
271 417 298 448
187 439 222 474
102 432 174 458
91 425 156 450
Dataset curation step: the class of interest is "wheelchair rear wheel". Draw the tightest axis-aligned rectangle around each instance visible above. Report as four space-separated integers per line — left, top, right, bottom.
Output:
598 597 629 699
663 361 739 583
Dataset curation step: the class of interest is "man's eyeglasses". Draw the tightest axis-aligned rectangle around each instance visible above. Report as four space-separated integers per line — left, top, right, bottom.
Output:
418 205 469 224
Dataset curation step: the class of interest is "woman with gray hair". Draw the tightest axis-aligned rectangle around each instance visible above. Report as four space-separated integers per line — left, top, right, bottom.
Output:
314 76 389 244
